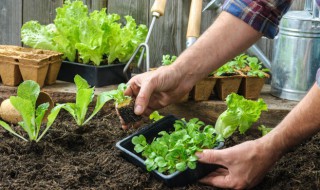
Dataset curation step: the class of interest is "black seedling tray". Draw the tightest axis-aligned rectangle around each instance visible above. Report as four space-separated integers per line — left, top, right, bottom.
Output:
116 115 224 187
57 61 130 87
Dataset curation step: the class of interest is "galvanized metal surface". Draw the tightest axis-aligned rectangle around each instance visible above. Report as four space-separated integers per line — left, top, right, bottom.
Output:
271 10 320 101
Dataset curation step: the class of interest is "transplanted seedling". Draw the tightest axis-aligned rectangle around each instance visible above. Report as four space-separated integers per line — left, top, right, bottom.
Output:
0 80 63 142
60 75 113 126
107 83 142 124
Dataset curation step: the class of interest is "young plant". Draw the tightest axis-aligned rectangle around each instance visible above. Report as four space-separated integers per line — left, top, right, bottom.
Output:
258 125 273 136
214 61 241 76
21 0 148 65
0 80 63 142
215 93 268 139
149 111 164 122
161 54 177 66
61 75 113 126
246 57 270 78
106 83 142 124
132 118 222 174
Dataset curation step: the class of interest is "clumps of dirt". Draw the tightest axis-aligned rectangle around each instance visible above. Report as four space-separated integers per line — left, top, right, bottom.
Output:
0 108 319 189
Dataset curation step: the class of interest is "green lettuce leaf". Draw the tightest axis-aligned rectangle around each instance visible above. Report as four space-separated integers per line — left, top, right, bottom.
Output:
83 91 113 125
215 93 268 138
21 21 57 51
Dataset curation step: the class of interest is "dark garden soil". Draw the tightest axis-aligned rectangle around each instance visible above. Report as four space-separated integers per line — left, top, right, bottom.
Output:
0 105 319 190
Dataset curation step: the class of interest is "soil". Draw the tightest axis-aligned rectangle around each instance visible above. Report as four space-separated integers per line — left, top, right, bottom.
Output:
0 106 319 190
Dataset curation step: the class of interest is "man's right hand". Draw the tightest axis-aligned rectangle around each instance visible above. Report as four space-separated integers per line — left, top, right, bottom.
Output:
121 65 193 129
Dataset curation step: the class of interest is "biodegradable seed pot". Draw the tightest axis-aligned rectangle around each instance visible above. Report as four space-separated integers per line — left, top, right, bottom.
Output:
238 76 267 99
214 75 243 100
0 45 63 87
192 76 217 101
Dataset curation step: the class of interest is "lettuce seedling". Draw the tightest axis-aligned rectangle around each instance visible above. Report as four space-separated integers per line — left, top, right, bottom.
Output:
258 125 273 136
106 83 142 124
215 93 268 139
161 54 177 66
246 57 270 78
0 80 63 142
132 118 222 174
149 111 164 122
60 75 113 126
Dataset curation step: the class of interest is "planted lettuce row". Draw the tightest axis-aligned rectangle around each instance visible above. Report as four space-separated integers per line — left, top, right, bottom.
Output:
0 75 140 142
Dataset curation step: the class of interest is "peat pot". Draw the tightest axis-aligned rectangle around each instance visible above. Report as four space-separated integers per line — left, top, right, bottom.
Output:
192 77 217 101
238 76 267 100
214 75 242 100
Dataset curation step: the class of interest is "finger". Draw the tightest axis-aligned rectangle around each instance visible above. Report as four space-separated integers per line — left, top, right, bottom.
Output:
196 149 227 166
125 82 140 97
134 81 156 115
199 174 233 189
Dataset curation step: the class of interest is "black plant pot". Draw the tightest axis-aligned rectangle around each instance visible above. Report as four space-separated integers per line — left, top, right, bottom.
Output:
57 61 130 87
116 115 224 187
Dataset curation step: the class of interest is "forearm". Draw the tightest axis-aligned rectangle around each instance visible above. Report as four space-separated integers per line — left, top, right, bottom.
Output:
171 11 262 87
260 84 320 158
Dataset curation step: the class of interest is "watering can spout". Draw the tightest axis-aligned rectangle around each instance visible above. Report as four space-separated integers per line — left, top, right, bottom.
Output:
247 45 272 70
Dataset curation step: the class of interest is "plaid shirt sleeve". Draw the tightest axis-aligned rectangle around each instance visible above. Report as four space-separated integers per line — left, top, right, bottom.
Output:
222 0 292 38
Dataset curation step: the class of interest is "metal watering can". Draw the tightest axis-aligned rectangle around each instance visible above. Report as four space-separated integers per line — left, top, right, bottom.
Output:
204 0 320 101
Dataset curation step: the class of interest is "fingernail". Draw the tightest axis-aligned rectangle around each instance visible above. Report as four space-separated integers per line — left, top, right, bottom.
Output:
196 152 202 159
135 105 143 115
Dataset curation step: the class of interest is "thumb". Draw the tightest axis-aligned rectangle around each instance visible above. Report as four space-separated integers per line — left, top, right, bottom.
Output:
134 81 155 115
196 149 226 166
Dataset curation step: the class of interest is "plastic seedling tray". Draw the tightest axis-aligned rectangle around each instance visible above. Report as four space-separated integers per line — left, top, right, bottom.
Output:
116 115 224 187
57 61 130 87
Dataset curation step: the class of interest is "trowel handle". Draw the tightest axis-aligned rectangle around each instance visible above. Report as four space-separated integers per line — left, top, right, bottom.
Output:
187 0 203 38
151 0 167 17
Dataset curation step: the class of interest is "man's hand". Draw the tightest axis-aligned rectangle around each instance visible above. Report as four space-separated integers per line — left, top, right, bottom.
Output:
120 65 193 129
196 139 281 189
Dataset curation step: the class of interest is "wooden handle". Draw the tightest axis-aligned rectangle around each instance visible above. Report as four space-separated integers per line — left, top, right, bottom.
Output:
151 0 167 17
186 0 203 38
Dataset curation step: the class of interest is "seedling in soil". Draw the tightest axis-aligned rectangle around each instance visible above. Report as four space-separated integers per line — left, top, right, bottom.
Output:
60 75 113 126
258 125 273 136
161 54 177 66
0 80 63 142
106 83 142 124
132 118 222 174
215 93 268 139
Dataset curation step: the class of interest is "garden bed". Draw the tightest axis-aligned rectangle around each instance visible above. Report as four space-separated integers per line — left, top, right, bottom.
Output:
0 106 319 189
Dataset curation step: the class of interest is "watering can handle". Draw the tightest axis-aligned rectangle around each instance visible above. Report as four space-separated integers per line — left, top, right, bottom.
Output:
151 0 167 17
187 0 203 38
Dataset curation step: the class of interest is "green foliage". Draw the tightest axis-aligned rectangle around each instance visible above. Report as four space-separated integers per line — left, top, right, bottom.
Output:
161 54 177 66
21 0 147 65
246 57 270 78
103 83 131 105
60 75 113 126
214 54 269 77
149 111 164 122
0 81 63 142
215 93 268 139
258 125 273 136
132 118 222 174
